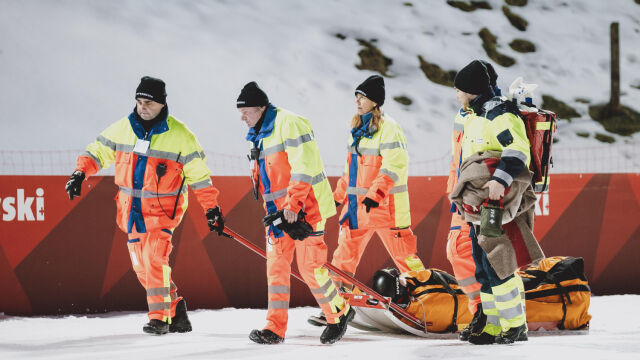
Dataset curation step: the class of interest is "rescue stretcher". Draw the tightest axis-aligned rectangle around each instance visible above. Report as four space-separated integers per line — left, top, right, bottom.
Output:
221 227 589 338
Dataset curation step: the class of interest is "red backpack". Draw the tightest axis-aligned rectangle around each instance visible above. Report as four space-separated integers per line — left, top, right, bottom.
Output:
519 108 557 193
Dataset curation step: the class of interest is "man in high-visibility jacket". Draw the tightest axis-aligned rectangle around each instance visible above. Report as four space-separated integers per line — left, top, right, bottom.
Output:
453 60 530 345
446 61 499 341
237 82 354 345
65 76 225 335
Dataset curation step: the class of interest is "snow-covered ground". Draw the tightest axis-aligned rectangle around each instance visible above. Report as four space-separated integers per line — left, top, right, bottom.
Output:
1 0 639 175
1 295 639 360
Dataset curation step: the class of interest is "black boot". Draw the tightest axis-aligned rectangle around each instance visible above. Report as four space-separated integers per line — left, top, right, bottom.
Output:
320 306 355 344
249 329 284 344
143 319 169 335
169 299 192 333
307 312 327 327
495 324 528 344
468 330 496 345
459 304 486 341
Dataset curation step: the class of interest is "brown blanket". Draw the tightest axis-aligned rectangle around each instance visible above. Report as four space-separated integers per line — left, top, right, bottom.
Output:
449 151 544 279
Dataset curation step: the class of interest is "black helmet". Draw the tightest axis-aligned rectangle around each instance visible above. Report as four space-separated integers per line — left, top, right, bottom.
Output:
372 268 406 302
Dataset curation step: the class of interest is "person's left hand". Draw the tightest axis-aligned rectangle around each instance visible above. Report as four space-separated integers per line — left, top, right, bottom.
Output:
283 208 298 223
482 180 506 200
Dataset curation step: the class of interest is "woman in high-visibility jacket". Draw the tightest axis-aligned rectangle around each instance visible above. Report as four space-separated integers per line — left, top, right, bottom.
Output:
237 82 353 345
331 75 425 286
65 77 224 335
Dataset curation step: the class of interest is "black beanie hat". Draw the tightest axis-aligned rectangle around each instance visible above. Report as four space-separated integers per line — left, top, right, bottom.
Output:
454 60 491 95
237 81 269 108
355 75 385 106
479 60 498 88
136 76 167 104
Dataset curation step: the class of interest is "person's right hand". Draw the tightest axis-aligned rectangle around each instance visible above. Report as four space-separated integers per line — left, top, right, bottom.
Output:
65 171 85 200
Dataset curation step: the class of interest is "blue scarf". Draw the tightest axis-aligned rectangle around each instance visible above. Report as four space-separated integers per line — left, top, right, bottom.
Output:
351 112 375 145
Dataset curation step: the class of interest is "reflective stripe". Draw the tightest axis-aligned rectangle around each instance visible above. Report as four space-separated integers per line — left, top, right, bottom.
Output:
148 302 171 311
380 141 406 150
97 135 117 151
262 144 285 157
495 287 520 303
502 149 528 164
346 186 368 195
457 276 478 288
317 288 338 304
268 300 289 310
483 301 496 310
536 121 551 130
84 151 102 170
346 184 407 196
349 146 380 156
263 188 288 202
467 290 481 300
310 281 334 295
492 168 513 186
379 168 399 182
119 186 187 198
182 150 205 164
284 133 313 147
454 122 465 132
486 315 500 326
268 285 290 294
498 303 524 319
190 178 213 190
115 143 135 153
147 287 170 297
290 172 326 185
389 184 408 194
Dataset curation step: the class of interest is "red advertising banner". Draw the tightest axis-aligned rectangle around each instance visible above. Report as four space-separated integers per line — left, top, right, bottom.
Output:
1 174 639 315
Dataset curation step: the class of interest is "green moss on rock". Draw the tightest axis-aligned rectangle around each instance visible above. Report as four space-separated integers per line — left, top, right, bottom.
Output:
505 0 527 6
589 103 640 136
594 133 616 143
509 38 535 53
542 95 580 120
446 1 492 12
502 6 528 31
356 39 392 76
576 132 590 138
418 55 456 87
478 28 516 67
394 96 413 106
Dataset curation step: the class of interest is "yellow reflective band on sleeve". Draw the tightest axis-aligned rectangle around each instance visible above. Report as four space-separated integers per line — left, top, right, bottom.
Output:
536 121 552 130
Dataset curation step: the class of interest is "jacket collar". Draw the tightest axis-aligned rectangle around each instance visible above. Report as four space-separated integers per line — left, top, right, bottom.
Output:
246 103 277 144
468 88 496 116
128 106 169 139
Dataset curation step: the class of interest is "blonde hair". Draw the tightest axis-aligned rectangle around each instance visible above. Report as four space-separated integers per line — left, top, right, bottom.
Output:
350 106 384 131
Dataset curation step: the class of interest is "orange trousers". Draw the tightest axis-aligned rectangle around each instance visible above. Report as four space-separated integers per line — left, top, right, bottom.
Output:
265 229 349 338
446 212 481 313
331 226 425 285
127 228 181 322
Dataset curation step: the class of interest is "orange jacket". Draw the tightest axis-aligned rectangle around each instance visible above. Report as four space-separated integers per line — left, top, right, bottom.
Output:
334 113 411 230
76 109 219 233
247 104 336 235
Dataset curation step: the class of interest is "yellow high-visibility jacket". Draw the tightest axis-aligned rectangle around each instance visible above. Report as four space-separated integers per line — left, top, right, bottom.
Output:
76 108 219 233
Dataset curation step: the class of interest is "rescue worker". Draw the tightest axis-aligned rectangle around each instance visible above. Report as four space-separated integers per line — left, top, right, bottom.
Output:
446 61 499 341
332 75 425 285
237 82 354 345
65 76 225 335
452 60 530 344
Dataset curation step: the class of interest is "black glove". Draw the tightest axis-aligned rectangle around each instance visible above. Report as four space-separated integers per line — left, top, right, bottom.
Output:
263 209 313 241
335 200 341 207
362 197 379 213
65 171 85 200
206 207 225 235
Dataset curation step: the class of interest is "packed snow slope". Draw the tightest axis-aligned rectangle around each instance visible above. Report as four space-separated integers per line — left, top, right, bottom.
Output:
1 0 639 175
0 295 639 360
